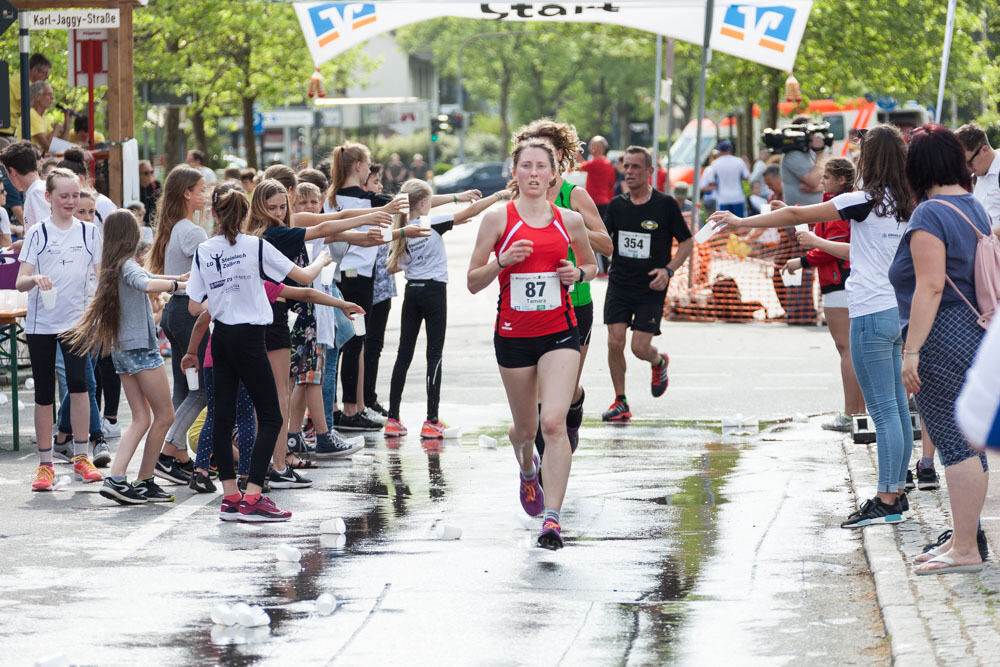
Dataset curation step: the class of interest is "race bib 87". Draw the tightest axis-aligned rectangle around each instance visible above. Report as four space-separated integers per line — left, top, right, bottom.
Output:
510 272 560 311
618 231 650 259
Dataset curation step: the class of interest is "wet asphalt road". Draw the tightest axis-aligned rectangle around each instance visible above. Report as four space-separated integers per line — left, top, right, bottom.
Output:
0 203 886 665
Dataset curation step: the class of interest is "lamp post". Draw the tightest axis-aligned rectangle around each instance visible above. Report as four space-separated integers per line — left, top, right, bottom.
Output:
457 30 538 165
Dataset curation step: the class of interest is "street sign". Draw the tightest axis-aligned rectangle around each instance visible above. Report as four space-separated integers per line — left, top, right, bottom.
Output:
68 29 108 88
252 111 263 134
0 1 16 36
26 9 119 31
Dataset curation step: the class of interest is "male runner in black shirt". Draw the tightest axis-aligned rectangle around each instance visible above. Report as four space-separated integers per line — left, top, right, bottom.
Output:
602 146 693 420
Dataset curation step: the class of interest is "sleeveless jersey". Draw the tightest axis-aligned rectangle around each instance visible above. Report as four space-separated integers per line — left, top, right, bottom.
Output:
554 180 592 307
494 201 577 338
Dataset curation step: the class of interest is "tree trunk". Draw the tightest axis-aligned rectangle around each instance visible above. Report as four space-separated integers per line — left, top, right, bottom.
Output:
242 96 258 171
742 99 755 159
163 106 181 171
191 107 208 156
617 100 630 148
595 76 609 133
766 77 781 131
498 67 512 159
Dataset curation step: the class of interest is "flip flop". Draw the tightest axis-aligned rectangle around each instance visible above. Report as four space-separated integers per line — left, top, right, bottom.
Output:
286 453 318 470
914 547 944 563
915 554 984 575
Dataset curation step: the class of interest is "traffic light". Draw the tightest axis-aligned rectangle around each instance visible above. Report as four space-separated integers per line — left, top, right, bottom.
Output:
448 112 464 131
431 113 450 142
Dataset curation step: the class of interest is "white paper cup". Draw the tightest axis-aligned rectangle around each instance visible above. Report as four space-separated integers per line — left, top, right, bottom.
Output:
435 523 462 540
185 367 199 391
320 517 347 534
320 263 337 286
394 194 410 214
351 313 366 336
40 286 57 310
781 270 803 287
760 203 772 214
315 593 338 616
794 223 810 233
275 544 301 562
381 226 393 242
694 222 718 244
443 426 462 439
211 603 238 626
478 434 498 449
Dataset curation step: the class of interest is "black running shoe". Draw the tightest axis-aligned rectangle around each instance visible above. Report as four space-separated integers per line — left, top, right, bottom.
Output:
99 477 147 505
188 470 217 494
651 353 670 397
916 461 940 490
840 497 904 529
154 456 191 485
338 412 382 431
601 400 631 422
314 431 364 458
369 401 389 418
238 477 271 494
135 478 175 502
333 411 342 428
287 431 313 454
266 467 313 489
178 458 195 475
905 469 915 491
898 491 909 513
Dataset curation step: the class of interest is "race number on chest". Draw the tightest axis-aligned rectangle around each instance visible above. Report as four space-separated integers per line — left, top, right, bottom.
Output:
510 272 561 311
618 230 650 259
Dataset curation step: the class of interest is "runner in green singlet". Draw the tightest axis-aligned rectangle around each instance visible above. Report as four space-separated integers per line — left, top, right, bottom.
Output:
513 119 613 454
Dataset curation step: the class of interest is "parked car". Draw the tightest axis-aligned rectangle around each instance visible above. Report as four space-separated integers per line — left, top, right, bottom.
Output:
432 162 508 195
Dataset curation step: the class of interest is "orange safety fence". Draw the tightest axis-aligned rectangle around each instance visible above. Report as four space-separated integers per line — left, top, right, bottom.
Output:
664 212 822 324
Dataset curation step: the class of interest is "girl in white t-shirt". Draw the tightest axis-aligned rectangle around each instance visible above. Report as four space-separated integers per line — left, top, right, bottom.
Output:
16 168 103 492
383 178 509 438
708 124 916 530
186 188 331 523
63 210 189 505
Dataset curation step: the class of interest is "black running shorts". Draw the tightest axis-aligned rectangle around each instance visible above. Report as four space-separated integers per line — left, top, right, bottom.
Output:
603 284 666 335
494 327 581 369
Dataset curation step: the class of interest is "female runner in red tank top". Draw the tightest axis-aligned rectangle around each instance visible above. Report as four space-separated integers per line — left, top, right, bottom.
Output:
468 139 597 550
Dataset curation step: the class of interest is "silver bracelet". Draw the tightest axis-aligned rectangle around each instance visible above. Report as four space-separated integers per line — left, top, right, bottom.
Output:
903 349 920 355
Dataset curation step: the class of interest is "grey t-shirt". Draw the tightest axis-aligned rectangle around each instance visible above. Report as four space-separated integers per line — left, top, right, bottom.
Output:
118 258 157 351
780 149 823 206
164 218 207 294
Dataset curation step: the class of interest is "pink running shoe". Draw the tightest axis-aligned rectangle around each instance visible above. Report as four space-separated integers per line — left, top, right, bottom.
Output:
237 495 292 523
519 455 544 517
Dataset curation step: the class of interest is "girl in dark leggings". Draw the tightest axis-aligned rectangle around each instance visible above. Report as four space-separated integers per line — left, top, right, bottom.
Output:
384 179 510 438
186 188 332 522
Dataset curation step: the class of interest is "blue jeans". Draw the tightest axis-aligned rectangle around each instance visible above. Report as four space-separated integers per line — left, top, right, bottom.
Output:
56 348 102 439
719 201 746 217
850 308 913 493
321 282 357 428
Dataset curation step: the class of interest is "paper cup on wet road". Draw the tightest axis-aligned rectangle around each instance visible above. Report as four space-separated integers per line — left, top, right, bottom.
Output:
185 367 199 391
320 262 337 286
781 270 803 287
40 286 57 310
351 313 366 336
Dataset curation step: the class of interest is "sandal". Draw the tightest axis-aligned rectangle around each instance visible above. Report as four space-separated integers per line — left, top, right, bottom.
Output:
286 452 317 469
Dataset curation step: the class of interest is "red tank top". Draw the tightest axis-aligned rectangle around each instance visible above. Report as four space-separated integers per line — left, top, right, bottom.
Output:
494 201 577 338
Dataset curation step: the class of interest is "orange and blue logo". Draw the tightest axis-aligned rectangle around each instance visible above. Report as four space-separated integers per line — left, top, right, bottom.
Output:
719 4 796 53
308 3 377 48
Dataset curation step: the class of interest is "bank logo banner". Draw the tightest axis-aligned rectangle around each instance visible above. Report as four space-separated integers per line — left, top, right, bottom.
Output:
295 2 812 72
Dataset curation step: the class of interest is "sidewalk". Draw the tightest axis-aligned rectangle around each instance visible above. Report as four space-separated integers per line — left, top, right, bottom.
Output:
843 439 1000 666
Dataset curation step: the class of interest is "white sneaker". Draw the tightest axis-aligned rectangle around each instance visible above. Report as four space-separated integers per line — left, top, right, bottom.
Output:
101 416 122 438
821 414 852 433
361 407 387 425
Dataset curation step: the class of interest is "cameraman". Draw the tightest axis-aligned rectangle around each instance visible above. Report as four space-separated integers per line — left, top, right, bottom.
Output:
780 115 827 206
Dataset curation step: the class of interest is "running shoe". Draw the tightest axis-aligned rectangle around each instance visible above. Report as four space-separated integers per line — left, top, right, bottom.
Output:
91 436 112 468
369 401 390 418
100 477 147 505
237 477 271 494
519 455 545 517
314 431 364 458
238 495 292 523
287 431 313 454
52 435 74 463
267 467 313 489
420 420 448 439
601 400 631 422
362 407 387 425
840 497 904 529
537 518 564 550
822 414 853 432
188 470 217 494
72 455 103 483
135 478 174 502
384 418 407 437
219 496 242 521
333 411 342 428
154 456 191 485
338 412 382 431
31 465 55 492
100 416 122 438
898 491 909 513
916 460 940 490
905 469 915 491
922 528 990 562
178 458 195 475
651 353 670 397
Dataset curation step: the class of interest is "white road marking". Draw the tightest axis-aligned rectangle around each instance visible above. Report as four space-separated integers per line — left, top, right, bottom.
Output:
93 491 219 562
752 386 830 391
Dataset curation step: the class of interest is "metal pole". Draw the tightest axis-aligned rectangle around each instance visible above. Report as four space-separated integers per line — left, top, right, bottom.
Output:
18 11 29 140
457 49 465 164
691 0 714 233
652 35 662 188
934 0 956 124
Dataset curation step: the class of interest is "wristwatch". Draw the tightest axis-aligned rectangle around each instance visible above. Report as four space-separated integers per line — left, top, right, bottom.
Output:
666 267 675 278
577 267 585 283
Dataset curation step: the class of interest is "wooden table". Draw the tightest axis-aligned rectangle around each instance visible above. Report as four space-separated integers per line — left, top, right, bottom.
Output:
0 309 26 451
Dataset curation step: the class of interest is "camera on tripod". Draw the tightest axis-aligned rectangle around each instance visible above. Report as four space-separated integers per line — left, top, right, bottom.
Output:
761 121 834 154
